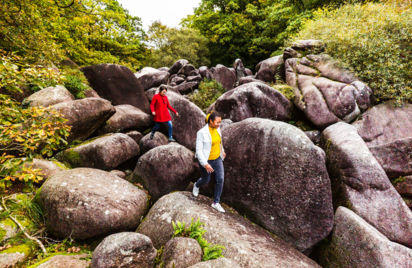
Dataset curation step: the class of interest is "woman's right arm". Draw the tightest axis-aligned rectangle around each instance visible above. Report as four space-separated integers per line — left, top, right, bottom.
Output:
195 131 207 167
150 95 157 115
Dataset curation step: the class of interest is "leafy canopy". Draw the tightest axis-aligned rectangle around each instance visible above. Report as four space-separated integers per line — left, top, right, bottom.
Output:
0 0 147 69
145 21 210 68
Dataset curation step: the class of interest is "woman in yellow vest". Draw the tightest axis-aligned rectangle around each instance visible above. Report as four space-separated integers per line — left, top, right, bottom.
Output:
193 111 226 213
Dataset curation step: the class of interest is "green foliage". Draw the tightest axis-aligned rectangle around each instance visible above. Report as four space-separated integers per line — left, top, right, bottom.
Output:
172 218 225 261
188 79 226 112
0 0 147 69
0 95 71 188
0 51 64 95
145 21 210 68
271 84 295 101
184 0 363 68
63 75 87 99
293 1 412 104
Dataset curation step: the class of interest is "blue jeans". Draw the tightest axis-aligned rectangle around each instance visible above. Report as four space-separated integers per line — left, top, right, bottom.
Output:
195 157 224 203
151 121 173 139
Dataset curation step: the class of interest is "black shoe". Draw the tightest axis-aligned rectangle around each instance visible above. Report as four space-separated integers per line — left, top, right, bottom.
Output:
150 133 154 140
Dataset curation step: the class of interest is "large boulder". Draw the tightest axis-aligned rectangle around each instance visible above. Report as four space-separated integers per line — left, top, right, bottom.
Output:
209 82 293 122
139 132 169 155
36 168 148 239
321 122 412 247
211 64 236 91
285 52 373 128
319 207 412 268
24 85 74 107
138 192 320 268
188 258 240 268
198 66 212 79
177 64 196 77
162 237 202 268
133 144 198 200
56 133 139 170
233 59 246 84
135 67 170 91
36 254 90 268
238 76 261 86
97 104 152 134
172 81 199 95
255 55 284 83
353 102 412 179
91 232 157 268
51 97 115 141
169 59 189 75
147 91 205 150
217 118 333 251
81 64 150 113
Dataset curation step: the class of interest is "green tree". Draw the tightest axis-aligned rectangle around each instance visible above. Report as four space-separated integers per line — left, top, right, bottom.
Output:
293 0 412 104
0 0 147 69
146 21 210 68
184 0 369 68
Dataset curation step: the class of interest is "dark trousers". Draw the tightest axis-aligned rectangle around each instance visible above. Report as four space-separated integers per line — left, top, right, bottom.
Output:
151 120 173 139
195 157 224 203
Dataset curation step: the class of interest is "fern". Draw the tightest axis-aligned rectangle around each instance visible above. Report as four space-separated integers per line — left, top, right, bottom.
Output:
171 218 225 261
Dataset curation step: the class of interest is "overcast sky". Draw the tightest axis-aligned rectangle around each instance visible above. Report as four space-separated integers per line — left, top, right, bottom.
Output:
117 0 202 30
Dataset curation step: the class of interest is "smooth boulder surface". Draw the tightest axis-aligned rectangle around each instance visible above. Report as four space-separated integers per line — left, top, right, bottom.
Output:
353 102 412 179
125 130 143 144
218 118 333 251
91 232 157 268
255 55 284 83
24 85 74 107
81 64 150 113
321 122 412 247
198 66 212 79
209 82 293 122
238 76 261 85
135 67 170 90
57 133 139 170
37 254 90 268
188 258 240 268
169 59 189 75
37 168 148 239
320 207 412 268
172 81 199 95
51 97 115 141
0 253 26 268
97 104 152 134
138 192 320 268
147 90 205 150
162 237 202 268
211 64 236 90
285 53 373 128
139 132 169 154
133 144 198 200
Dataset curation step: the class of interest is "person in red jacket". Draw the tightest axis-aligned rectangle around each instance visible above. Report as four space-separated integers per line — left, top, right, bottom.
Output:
150 85 179 142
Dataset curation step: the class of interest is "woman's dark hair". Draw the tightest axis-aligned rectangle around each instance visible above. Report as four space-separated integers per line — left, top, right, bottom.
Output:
158 85 168 93
206 111 221 124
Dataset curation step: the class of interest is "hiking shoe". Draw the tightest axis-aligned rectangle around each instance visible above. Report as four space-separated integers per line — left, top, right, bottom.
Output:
192 184 199 197
168 138 176 142
211 203 225 213
150 133 154 140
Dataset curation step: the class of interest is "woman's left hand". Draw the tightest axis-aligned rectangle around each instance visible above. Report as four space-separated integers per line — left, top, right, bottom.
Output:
176 112 179 117
222 152 226 159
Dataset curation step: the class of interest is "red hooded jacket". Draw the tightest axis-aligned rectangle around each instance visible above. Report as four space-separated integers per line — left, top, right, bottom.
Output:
150 93 177 122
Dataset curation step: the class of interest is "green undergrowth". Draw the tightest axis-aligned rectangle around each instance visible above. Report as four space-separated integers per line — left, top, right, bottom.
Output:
188 79 226 112
292 1 412 104
172 218 225 261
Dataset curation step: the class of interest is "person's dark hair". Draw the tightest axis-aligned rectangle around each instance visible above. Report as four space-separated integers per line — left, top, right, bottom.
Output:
158 85 168 93
206 111 221 124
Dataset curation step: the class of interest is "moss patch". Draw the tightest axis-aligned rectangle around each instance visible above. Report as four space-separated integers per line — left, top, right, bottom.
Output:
1 243 33 256
271 84 295 101
27 253 86 268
